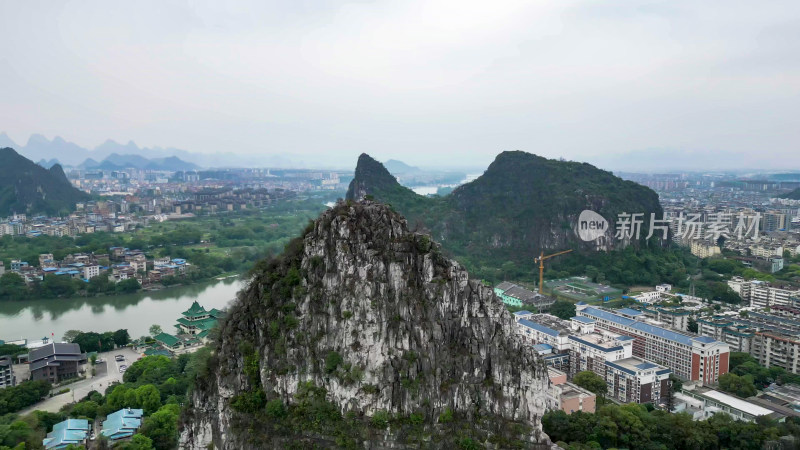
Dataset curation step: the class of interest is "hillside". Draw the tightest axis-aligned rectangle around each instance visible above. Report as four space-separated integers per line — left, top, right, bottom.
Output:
181 201 554 449
778 188 800 200
0 148 89 216
346 152 663 277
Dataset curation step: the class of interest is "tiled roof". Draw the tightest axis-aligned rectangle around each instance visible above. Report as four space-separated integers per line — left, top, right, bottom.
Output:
518 319 559 337
154 333 180 347
571 316 595 324
581 307 698 346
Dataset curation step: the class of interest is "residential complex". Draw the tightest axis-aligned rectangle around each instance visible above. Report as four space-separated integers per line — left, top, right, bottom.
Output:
576 306 730 383
728 277 800 308
514 311 672 405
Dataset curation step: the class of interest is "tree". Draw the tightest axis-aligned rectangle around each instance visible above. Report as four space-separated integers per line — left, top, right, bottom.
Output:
118 434 154 450
136 384 163 415
141 404 180 450
63 329 83 343
0 272 28 300
149 324 163 337
116 278 141 294
550 300 576 320
687 317 698 333
718 372 757 398
113 329 131 347
70 400 100 419
573 371 607 397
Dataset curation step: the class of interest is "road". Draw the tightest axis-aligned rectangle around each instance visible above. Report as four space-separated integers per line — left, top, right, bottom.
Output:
18 347 143 415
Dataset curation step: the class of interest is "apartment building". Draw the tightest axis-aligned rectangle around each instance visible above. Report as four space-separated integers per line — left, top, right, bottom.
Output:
568 331 633 378
690 240 721 258
696 317 755 353
577 306 730 383
0 356 15 389
752 331 800 375
638 306 691 332
605 357 671 404
728 276 800 308
547 368 596 414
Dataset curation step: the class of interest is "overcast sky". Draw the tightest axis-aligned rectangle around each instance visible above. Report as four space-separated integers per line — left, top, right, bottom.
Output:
1 0 799 170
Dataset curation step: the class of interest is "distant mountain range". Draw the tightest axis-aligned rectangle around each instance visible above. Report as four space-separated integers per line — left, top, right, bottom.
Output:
0 148 90 216
382 158 466 187
78 153 200 171
347 151 663 268
0 132 307 169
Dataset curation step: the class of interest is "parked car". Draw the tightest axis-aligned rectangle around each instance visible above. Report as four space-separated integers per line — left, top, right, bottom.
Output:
119 364 127 373
115 355 125 361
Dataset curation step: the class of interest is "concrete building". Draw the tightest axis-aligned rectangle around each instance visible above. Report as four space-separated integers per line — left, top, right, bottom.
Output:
752 331 800 375
568 331 634 378
676 384 777 423
605 357 671 404
83 265 100 280
547 368 596 414
29 343 83 384
728 277 800 308
578 306 730 383
690 240 721 258
696 317 755 353
0 355 14 389
494 281 556 312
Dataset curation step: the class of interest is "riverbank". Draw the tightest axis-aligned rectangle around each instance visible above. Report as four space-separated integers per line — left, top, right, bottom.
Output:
0 277 246 341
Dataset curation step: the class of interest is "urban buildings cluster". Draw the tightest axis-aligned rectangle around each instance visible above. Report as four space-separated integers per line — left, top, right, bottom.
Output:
2 249 187 286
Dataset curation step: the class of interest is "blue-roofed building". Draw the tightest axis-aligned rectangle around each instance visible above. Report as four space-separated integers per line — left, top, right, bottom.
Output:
513 313 574 372
579 306 730 383
604 356 670 404
43 419 90 449
101 408 144 441
568 331 633 378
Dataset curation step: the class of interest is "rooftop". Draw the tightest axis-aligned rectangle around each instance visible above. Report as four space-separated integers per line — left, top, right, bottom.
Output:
606 357 670 376
582 307 717 347
700 389 774 417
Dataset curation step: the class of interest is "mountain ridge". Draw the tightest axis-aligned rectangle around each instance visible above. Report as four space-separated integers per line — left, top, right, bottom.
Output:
0 147 89 216
347 151 663 277
181 201 554 449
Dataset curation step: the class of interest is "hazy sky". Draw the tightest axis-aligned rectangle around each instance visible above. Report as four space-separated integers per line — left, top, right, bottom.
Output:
1 0 799 170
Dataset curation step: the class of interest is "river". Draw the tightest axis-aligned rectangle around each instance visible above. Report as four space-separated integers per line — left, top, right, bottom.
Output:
0 278 246 343
411 173 482 196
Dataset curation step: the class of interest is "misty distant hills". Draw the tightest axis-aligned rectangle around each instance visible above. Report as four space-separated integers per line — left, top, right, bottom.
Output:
0 132 305 169
0 147 89 216
78 153 200 171
382 158 465 187
383 159 422 174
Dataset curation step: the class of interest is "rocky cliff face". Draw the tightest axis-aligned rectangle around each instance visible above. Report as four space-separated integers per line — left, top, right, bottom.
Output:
181 201 554 449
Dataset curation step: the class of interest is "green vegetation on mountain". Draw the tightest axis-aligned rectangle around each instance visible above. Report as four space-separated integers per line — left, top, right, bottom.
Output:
347 151 665 283
0 147 89 216
778 188 800 200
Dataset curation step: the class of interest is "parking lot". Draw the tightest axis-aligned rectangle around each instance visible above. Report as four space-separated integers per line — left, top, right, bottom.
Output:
17 347 143 415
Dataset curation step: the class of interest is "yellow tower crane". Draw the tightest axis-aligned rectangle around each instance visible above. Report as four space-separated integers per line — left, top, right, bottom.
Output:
534 249 573 294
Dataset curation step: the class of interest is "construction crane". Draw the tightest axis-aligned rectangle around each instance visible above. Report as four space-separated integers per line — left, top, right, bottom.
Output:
534 249 573 294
